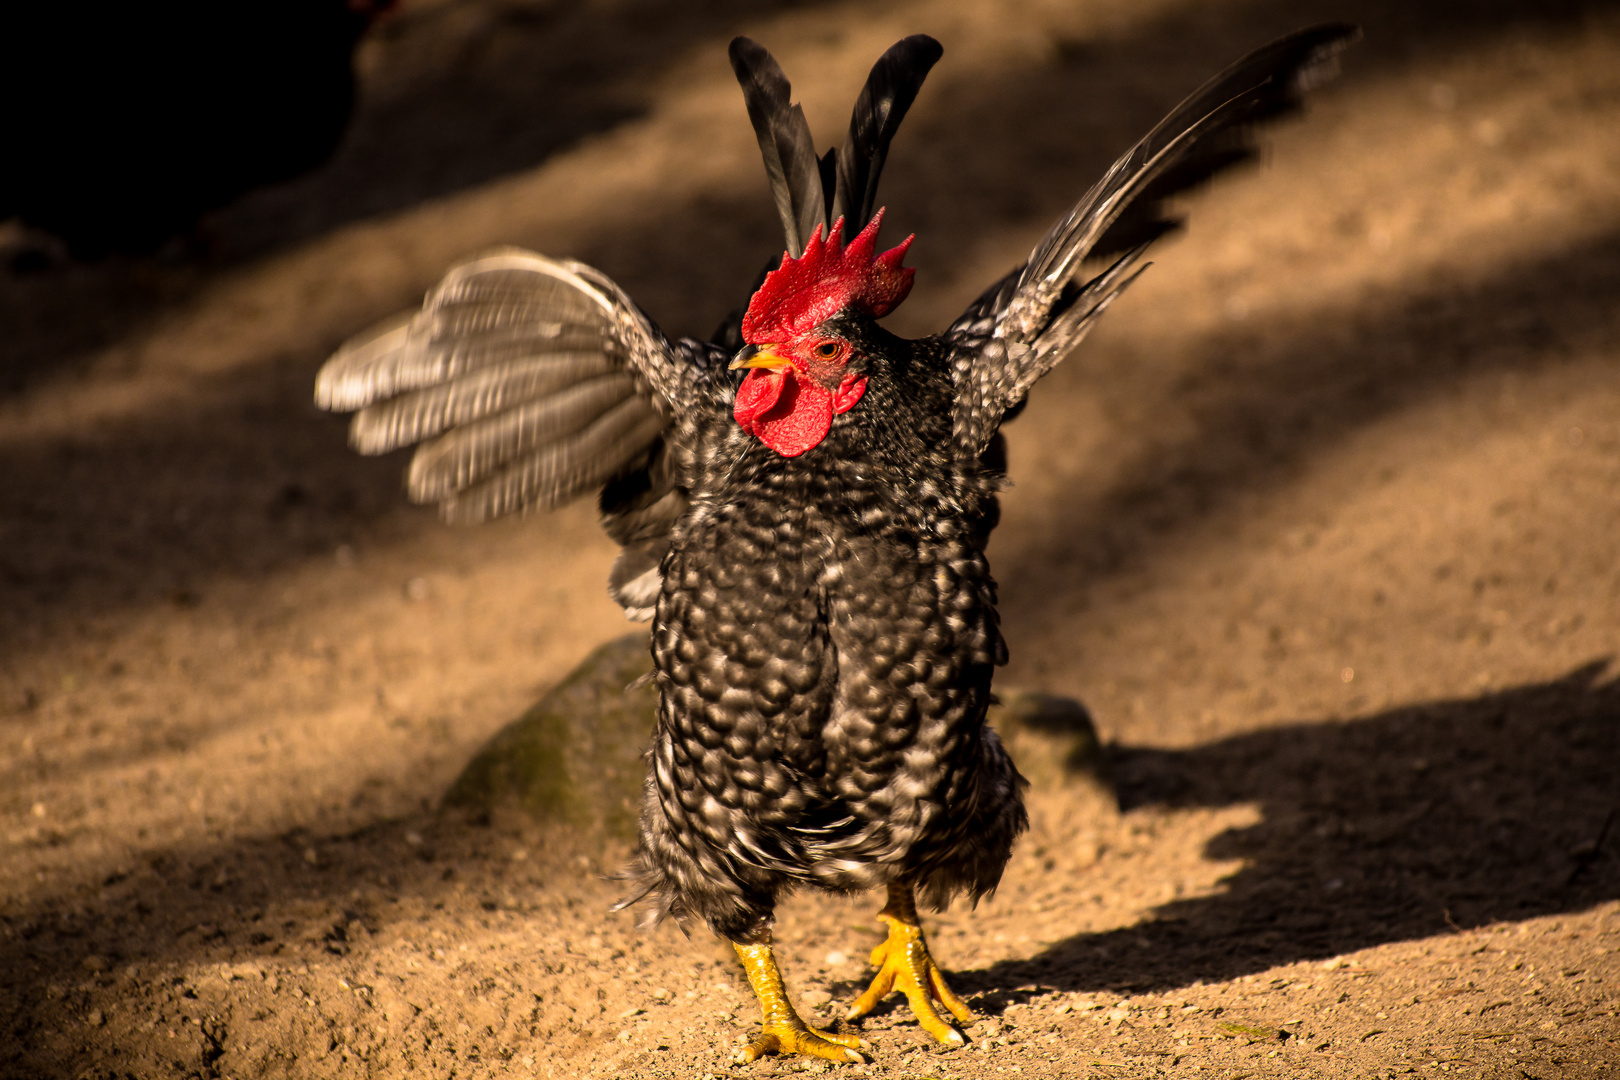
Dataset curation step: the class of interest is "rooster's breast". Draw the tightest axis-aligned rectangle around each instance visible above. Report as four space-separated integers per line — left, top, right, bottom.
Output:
650 451 1002 875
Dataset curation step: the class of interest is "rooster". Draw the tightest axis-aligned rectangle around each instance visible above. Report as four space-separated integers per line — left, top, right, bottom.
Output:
315 26 1357 1063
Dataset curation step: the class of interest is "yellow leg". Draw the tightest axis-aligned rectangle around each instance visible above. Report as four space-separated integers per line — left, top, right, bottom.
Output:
733 940 866 1064
846 881 974 1045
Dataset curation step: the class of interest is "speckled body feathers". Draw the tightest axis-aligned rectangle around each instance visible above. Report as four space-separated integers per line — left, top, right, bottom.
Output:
630 322 1025 939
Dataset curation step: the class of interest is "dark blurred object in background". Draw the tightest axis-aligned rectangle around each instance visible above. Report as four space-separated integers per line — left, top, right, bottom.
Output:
1 0 394 258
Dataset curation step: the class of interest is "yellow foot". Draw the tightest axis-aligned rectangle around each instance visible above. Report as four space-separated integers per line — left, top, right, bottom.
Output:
846 883 974 1046
734 941 866 1064
738 1017 865 1065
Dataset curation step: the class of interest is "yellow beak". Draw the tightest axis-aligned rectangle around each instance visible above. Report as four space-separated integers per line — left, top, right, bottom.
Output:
729 346 794 372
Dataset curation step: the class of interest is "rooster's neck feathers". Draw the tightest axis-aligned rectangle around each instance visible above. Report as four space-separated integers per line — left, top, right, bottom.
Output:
742 212 916 344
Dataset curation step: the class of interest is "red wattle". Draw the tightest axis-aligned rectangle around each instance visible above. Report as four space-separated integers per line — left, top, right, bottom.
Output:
733 368 784 436
733 370 834 457
831 372 867 415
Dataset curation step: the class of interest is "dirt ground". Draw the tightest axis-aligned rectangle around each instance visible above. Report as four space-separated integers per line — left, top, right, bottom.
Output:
3 0 1619 1077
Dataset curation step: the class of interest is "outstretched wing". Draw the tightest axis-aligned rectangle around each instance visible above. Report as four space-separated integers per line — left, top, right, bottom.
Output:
315 248 728 615
946 24 1359 456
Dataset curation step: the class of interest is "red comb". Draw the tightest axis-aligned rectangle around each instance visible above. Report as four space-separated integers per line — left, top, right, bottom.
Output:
741 209 915 343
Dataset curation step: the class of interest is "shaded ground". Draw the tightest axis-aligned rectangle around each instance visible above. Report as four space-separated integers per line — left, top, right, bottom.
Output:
3 0 1619 1078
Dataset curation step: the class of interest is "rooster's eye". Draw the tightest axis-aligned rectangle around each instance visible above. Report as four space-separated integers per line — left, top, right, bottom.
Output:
814 341 842 360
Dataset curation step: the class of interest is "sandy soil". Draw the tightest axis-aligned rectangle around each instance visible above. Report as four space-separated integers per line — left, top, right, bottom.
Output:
3 0 1619 1077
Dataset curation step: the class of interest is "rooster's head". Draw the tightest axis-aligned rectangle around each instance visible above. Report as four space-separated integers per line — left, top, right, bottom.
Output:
730 211 914 457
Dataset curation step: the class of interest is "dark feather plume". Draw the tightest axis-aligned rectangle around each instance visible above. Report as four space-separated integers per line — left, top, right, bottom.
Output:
1039 22 1360 284
831 34 943 230
728 37 828 256
715 35 943 349
1086 24 1358 260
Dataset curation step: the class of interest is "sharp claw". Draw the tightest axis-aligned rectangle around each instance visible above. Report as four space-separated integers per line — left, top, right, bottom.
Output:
915 1010 966 1047
928 964 976 1024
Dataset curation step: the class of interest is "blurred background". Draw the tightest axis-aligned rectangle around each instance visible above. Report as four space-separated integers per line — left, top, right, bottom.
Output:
2 0 1617 1076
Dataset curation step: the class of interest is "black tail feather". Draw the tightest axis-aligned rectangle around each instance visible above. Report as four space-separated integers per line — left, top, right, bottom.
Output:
728 37 828 257
831 34 944 231
729 34 943 260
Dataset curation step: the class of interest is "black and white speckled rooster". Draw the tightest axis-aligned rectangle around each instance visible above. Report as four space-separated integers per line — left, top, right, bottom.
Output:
315 26 1356 1063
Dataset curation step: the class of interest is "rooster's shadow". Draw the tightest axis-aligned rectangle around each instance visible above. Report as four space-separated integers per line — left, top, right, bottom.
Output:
960 660 1620 999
